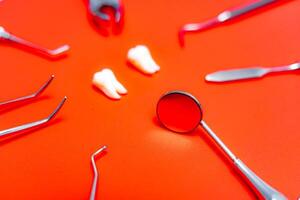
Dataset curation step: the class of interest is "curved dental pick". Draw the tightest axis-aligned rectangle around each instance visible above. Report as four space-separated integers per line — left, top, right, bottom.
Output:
179 0 276 47
90 145 107 200
0 96 67 137
0 75 54 107
0 26 69 58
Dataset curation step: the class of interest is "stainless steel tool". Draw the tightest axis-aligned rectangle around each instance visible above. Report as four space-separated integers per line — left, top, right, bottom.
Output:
89 0 122 24
89 146 107 200
205 61 300 82
0 76 67 138
179 0 277 46
0 75 54 107
156 91 287 200
88 0 124 35
0 97 66 137
0 26 69 58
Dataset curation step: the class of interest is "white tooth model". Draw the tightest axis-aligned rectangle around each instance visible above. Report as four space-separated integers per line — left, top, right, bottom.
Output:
127 45 160 75
93 68 127 100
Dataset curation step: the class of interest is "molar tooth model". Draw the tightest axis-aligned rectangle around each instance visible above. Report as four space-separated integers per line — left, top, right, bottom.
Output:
93 68 127 100
127 45 160 75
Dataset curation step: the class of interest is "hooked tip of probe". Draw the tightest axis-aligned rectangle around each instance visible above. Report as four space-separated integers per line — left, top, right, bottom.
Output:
178 29 185 47
93 146 107 157
178 18 220 47
47 96 67 120
50 44 70 56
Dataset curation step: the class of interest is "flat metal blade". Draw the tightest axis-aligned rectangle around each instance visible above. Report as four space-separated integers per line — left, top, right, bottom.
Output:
205 67 268 82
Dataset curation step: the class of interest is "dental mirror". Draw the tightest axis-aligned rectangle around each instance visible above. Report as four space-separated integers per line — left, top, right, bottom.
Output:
156 90 286 200
156 91 202 133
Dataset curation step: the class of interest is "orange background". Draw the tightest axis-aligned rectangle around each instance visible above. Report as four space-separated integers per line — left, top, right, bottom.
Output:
0 0 299 199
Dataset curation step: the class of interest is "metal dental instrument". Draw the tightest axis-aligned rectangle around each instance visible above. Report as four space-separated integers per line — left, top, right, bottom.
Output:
0 75 54 107
0 26 69 58
179 0 276 46
0 96 67 137
90 145 107 200
88 0 123 27
0 76 67 137
156 91 287 200
205 61 300 82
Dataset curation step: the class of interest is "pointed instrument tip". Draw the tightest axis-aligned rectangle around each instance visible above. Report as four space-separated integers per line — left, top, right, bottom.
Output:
93 146 108 157
178 29 185 47
50 44 70 56
178 18 220 48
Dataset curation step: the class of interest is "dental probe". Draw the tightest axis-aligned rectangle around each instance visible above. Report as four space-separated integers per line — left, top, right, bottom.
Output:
0 26 69 58
90 146 107 200
179 0 277 46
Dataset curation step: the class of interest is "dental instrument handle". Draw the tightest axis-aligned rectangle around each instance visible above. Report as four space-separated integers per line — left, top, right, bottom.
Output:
0 75 54 107
205 62 300 82
268 62 300 73
219 0 276 22
200 120 287 200
8 34 69 57
234 159 287 200
0 97 67 137
0 26 69 57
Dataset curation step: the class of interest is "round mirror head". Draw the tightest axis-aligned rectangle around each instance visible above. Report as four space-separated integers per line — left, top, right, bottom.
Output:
156 91 203 133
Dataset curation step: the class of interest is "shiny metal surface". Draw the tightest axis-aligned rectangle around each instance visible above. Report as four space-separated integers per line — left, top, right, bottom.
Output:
90 146 107 200
0 97 67 137
89 0 122 23
0 26 69 58
205 67 269 82
201 120 287 200
0 75 54 106
205 62 300 82
201 120 236 161
157 91 287 199
179 0 277 46
234 159 287 200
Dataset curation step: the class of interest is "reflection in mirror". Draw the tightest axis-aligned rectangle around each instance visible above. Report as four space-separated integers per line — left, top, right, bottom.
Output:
156 91 202 133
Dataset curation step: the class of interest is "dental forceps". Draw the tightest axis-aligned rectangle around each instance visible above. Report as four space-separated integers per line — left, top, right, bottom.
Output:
0 75 67 137
0 26 69 58
179 0 277 46
88 0 124 32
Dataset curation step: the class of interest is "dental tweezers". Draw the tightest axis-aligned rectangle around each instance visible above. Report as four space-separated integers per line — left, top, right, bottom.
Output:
0 75 67 137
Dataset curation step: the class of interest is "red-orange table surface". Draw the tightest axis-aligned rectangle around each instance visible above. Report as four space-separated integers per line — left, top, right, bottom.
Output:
0 0 299 199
